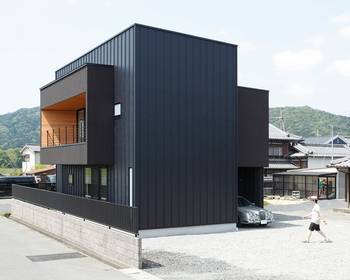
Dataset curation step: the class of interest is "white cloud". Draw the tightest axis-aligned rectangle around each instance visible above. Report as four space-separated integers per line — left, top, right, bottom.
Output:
284 83 314 97
273 49 323 71
238 41 257 53
333 14 350 23
306 35 325 47
337 26 350 39
329 59 350 77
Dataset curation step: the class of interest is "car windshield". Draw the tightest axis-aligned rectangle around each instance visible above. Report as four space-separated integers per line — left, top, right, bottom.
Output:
238 197 253 207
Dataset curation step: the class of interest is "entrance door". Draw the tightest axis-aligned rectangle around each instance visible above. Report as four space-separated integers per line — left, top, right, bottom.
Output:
318 176 336 199
77 109 85 143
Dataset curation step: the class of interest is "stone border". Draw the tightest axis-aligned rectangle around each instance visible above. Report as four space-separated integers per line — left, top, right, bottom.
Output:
11 199 142 268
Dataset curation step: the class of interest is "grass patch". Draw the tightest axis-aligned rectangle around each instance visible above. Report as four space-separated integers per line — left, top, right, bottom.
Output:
0 168 22 176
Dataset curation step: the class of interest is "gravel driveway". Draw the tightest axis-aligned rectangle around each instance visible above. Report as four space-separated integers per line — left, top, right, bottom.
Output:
143 199 350 280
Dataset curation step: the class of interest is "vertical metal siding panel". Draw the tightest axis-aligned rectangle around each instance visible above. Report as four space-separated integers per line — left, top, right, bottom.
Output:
178 35 187 227
199 41 208 225
136 26 237 230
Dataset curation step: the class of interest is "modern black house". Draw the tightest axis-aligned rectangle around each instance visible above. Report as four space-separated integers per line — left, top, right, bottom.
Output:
38 24 268 236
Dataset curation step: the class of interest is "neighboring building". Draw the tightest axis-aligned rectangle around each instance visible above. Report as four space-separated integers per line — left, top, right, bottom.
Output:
292 143 350 169
304 135 350 146
330 157 350 206
37 24 268 237
273 167 345 200
21 144 40 173
264 124 304 194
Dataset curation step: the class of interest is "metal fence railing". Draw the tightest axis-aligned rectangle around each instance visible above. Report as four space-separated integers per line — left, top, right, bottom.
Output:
44 124 86 147
12 184 139 234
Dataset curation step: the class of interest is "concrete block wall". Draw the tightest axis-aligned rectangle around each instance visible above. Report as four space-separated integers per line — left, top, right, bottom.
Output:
11 199 141 268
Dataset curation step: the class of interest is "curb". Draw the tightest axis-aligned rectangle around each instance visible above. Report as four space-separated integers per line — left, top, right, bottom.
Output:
119 268 163 280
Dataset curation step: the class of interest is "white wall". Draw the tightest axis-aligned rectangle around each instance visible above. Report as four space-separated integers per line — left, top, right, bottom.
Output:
337 171 346 199
307 157 341 169
22 148 40 173
22 149 35 172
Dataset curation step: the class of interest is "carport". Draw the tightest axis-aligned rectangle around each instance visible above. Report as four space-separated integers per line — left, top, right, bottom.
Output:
238 167 264 207
273 168 338 199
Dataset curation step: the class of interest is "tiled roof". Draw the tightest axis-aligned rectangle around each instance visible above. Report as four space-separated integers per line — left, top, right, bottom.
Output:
269 124 302 141
21 144 40 153
304 135 350 145
267 162 299 169
294 143 350 158
330 157 350 168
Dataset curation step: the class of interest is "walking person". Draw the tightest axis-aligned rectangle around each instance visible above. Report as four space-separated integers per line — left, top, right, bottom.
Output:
303 196 331 243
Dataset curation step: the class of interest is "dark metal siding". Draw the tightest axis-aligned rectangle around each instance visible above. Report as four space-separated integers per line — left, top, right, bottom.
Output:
237 86 269 167
57 165 113 202
52 27 136 206
60 165 85 196
87 65 114 165
134 25 237 230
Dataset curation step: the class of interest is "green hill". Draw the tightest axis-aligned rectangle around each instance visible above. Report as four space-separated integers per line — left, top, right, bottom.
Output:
0 107 39 149
269 106 350 138
0 106 349 149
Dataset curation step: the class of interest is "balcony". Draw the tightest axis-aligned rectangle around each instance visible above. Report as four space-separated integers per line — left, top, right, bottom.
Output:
40 64 114 165
44 124 86 147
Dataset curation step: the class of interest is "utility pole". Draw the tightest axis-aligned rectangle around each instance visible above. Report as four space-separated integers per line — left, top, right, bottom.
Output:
279 108 286 131
331 125 334 162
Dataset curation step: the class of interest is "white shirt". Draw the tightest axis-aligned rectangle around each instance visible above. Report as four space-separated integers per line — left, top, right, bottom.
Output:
311 204 321 224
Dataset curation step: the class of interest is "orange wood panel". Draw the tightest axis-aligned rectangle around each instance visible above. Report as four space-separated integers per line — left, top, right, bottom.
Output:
41 111 77 146
43 92 86 110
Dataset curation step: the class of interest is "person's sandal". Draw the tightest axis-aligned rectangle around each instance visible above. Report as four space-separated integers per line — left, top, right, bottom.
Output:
322 239 332 243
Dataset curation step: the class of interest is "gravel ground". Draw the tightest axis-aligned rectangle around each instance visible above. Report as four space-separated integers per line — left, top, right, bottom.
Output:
143 199 350 280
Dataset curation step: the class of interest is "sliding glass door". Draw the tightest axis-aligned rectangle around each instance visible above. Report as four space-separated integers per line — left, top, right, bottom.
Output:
84 167 108 201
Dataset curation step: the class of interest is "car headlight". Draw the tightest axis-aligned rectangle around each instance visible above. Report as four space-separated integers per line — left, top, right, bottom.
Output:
267 211 274 220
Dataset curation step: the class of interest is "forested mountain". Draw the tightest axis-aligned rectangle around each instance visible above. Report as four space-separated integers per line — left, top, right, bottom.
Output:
269 106 350 138
0 106 349 150
0 107 39 149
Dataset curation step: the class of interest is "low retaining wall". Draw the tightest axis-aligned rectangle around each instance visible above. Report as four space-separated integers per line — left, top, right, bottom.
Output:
11 199 141 268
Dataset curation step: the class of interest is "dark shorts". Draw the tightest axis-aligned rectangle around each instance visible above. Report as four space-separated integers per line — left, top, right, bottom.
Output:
309 222 320 231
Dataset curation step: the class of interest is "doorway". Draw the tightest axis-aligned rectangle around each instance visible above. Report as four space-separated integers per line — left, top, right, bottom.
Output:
77 108 86 143
318 176 336 199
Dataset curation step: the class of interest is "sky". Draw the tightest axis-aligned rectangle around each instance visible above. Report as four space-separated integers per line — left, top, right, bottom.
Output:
1 0 350 116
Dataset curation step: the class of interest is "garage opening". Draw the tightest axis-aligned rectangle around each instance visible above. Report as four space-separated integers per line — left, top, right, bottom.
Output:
238 167 264 207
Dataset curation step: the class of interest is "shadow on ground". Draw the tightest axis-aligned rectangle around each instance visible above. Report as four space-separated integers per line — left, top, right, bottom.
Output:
143 250 298 280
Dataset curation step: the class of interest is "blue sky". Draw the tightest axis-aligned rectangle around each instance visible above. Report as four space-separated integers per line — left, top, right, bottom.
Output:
1 0 350 116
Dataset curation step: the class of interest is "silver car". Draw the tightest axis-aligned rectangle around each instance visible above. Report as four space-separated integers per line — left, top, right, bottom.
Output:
237 196 274 226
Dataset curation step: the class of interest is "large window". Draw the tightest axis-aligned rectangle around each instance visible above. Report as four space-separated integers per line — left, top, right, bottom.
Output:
269 146 283 157
84 167 109 201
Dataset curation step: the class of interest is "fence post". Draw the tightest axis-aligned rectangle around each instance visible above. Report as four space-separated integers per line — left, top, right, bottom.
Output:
52 128 54 146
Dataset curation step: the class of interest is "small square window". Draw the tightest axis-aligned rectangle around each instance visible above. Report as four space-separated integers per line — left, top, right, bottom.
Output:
68 174 73 185
114 103 121 116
